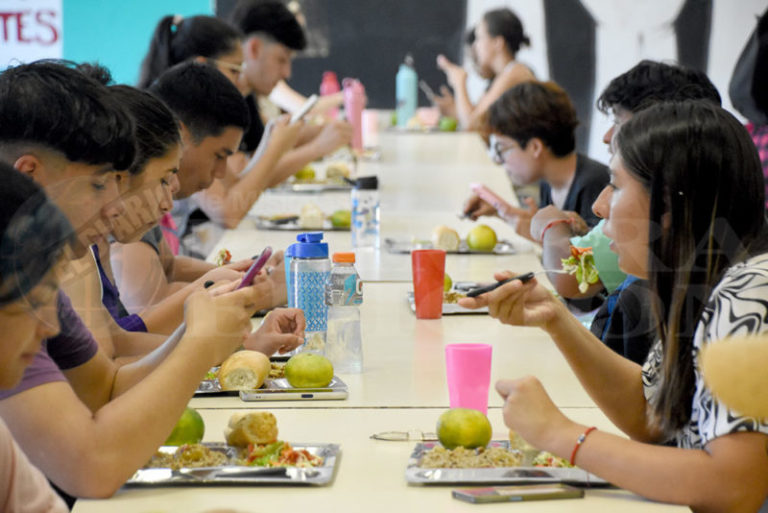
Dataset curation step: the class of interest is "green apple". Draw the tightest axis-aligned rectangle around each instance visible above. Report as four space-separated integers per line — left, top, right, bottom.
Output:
466 224 497 252
439 116 458 132
444 273 453 292
294 165 316 180
330 209 351 228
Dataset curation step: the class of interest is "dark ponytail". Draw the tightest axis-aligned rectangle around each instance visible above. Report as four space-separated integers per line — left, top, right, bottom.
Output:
483 8 530 55
138 15 243 89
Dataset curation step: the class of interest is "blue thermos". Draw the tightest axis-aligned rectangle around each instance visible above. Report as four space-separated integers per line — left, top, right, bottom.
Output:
396 54 417 128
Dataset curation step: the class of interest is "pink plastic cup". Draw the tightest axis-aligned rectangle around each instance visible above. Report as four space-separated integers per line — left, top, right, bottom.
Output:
411 249 445 319
445 343 492 414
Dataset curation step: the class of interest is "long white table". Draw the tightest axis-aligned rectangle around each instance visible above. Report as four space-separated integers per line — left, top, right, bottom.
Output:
72 131 685 512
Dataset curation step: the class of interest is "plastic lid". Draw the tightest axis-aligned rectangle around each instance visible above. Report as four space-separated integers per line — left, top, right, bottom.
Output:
333 252 356 263
354 175 378 190
291 232 329 258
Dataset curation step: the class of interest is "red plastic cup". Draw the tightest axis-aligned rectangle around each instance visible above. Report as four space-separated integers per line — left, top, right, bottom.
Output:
411 249 445 319
445 343 493 414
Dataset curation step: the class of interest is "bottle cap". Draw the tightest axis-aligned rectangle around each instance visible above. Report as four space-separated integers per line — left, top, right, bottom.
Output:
333 252 356 263
292 232 329 258
354 175 378 190
404 53 415 68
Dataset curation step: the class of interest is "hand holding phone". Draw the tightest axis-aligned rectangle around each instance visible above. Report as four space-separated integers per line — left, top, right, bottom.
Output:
469 183 516 222
290 94 319 124
237 246 273 289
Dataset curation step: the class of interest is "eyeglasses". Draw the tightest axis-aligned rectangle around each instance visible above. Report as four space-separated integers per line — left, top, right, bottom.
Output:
488 134 516 164
208 59 246 75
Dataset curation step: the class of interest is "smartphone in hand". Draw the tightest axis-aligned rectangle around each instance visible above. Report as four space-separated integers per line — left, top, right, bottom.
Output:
469 182 516 221
290 94 319 124
237 246 273 289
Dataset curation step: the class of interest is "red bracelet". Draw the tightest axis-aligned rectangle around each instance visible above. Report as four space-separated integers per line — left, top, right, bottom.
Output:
569 426 597 466
540 218 572 241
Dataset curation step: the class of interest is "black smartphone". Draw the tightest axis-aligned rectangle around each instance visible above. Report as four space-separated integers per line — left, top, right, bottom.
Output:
237 246 273 289
452 484 584 504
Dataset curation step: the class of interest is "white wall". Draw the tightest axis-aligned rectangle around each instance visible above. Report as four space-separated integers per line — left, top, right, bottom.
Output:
465 0 768 164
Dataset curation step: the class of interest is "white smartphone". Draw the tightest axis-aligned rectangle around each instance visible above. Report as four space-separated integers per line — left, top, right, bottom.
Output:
290 94 319 124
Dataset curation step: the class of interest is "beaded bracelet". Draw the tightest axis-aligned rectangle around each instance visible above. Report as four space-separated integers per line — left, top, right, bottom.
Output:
540 218 572 241
569 426 597 466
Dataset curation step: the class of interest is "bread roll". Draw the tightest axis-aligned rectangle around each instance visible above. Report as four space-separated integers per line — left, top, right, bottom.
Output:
431 225 460 251
325 161 351 179
225 412 278 447
700 335 768 419
218 350 271 391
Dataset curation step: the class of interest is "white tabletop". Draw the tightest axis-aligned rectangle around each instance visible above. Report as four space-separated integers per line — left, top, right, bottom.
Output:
73 408 686 513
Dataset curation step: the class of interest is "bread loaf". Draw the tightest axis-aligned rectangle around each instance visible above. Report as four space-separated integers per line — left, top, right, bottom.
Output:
225 412 279 447
431 225 460 251
218 350 271 391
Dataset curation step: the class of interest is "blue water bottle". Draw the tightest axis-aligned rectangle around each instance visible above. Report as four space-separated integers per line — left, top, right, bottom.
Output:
289 232 331 353
396 54 417 128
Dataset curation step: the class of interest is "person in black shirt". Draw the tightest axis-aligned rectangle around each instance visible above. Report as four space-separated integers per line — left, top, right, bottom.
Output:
464 80 609 241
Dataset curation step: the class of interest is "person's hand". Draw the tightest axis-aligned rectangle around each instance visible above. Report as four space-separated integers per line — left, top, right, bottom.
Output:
457 271 562 328
463 194 498 220
244 308 305 355
196 266 244 288
267 115 303 156
495 376 573 449
436 55 468 89
509 197 538 241
183 280 264 363
433 85 456 118
311 92 344 118
261 249 287 307
310 120 353 156
565 212 588 236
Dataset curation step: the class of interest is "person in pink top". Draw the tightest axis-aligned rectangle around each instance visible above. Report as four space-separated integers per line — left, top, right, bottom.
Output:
0 164 71 513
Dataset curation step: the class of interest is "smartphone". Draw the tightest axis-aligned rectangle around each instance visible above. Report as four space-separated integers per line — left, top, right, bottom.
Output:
452 484 584 504
469 182 515 221
237 246 273 289
290 94 319 124
418 80 437 102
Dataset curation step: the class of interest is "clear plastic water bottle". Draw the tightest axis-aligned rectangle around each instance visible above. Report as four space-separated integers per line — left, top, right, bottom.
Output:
325 252 363 373
351 175 380 248
289 232 331 353
396 53 417 128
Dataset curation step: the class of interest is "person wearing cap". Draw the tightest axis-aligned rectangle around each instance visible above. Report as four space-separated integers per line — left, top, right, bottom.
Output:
228 0 353 177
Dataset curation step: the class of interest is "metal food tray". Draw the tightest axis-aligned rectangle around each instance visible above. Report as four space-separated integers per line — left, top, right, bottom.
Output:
406 291 488 315
384 238 516 255
128 443 340 487
254 216 349 232
405 441 608 487
266 180 352 193
196 371 348 401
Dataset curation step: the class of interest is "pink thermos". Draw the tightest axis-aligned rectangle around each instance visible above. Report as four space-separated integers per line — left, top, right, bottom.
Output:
319 71 340 119
343 78 366 151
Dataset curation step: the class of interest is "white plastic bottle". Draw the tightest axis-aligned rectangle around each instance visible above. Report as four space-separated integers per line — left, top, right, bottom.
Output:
325 252 363 373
